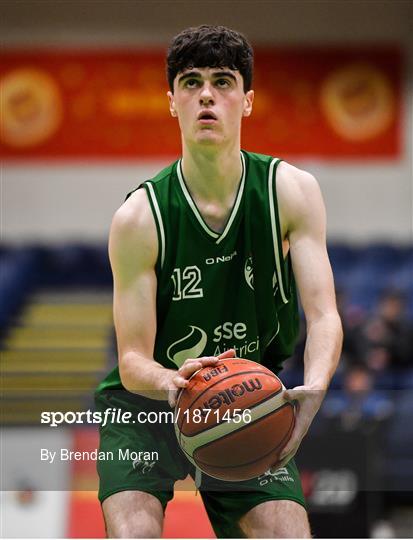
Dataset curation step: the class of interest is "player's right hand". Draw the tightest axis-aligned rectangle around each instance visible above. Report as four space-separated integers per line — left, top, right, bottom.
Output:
167 349 236 407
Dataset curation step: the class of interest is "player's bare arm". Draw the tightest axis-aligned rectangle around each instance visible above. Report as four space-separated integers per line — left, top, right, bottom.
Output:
109 189 230 405
276 162 343 467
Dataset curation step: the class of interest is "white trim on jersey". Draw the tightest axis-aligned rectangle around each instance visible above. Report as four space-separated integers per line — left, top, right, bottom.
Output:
268 159 288 304
177 152 246 244
216 152 246 245
266 319 280 347
177 161 220 239
146 182 166 269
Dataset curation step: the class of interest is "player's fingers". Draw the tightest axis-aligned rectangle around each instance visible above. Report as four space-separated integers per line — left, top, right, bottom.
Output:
278 420 302 459
279 428 304 460
182 356 219 369
171 356 220 403
172 373 190 388
177 357 219 382
178 357 216 378
177 363 200 380
279 441 297 460
271 455 291 472
168 388 178 408
197 356 220 365
179 359 201 369
217 349 236 359
273 445 297 470
270 456 288 473
270 462 284 474
283 386 307 401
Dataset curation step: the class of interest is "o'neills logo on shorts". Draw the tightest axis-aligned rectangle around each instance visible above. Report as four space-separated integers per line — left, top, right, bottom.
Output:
201 378 262 413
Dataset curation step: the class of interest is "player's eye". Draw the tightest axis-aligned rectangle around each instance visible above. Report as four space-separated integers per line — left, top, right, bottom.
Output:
215 78 231 88
184 78 200 88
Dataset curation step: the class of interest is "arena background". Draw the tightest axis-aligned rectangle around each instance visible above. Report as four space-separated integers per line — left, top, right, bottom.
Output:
1 0 412 537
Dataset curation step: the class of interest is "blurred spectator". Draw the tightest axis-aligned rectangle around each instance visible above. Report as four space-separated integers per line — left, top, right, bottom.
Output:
358 291 412 372
273 286 412 408
335 288 365 367
322 365 394 430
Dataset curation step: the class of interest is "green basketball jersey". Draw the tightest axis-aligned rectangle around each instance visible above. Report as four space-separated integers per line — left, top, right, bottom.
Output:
97 150 299 393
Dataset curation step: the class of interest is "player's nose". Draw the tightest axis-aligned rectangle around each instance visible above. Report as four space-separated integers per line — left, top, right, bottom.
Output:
199 82 215 105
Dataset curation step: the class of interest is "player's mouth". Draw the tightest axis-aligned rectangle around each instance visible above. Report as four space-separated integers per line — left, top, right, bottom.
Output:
197 110 218 124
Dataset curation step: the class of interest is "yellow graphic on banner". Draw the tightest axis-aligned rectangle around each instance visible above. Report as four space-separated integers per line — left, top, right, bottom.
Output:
0 68 63 148
320 63 395 141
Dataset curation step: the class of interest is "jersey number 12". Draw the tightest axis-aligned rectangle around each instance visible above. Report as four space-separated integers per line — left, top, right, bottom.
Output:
172 266 203 300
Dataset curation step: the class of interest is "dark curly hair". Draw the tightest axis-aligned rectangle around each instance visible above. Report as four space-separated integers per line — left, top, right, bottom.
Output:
166 25 254 93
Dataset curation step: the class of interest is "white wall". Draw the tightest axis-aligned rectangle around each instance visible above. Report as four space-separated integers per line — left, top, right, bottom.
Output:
3 157 412 244
1 0 412 244
2 162 165 243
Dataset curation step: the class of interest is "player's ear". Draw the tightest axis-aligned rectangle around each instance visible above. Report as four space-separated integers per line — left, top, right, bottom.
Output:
243 90 254 117
167 91 177 117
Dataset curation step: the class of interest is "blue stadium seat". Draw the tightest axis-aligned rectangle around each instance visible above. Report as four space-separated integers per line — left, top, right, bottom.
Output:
334 245 413 315
0 248 40 331
328 244 359 288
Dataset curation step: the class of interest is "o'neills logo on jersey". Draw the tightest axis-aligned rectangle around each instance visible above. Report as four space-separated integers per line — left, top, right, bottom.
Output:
206 250 237 265
201 378 262 413
167 325 207 367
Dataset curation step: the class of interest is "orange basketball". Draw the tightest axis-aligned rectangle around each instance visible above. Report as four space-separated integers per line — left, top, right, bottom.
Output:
174 358 295 481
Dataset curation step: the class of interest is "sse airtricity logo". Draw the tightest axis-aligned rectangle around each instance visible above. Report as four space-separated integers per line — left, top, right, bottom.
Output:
167 325 207 367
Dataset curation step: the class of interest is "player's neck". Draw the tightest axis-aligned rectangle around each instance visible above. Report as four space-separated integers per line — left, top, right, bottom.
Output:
181 142 242 203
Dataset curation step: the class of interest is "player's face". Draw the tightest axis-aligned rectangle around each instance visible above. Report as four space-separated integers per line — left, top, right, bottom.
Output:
167 67 254 148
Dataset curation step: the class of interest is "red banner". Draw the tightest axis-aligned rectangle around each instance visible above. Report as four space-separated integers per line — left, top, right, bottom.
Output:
0 47 402 159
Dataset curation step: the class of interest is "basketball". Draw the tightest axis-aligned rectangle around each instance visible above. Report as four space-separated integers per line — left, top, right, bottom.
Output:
174 358 295 481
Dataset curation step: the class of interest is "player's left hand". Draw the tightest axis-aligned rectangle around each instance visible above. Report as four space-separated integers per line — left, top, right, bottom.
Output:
271 385 326 472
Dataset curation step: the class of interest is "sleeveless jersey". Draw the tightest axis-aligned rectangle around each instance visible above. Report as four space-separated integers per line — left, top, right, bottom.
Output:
97 150 299 393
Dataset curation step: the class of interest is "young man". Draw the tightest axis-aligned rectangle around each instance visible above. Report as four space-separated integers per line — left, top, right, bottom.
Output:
95 25 343 538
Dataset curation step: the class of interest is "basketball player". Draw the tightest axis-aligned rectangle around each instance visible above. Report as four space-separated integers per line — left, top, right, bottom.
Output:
95 25 343 538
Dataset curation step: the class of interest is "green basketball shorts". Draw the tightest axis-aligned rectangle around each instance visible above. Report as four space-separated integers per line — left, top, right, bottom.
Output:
95 389 306 538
